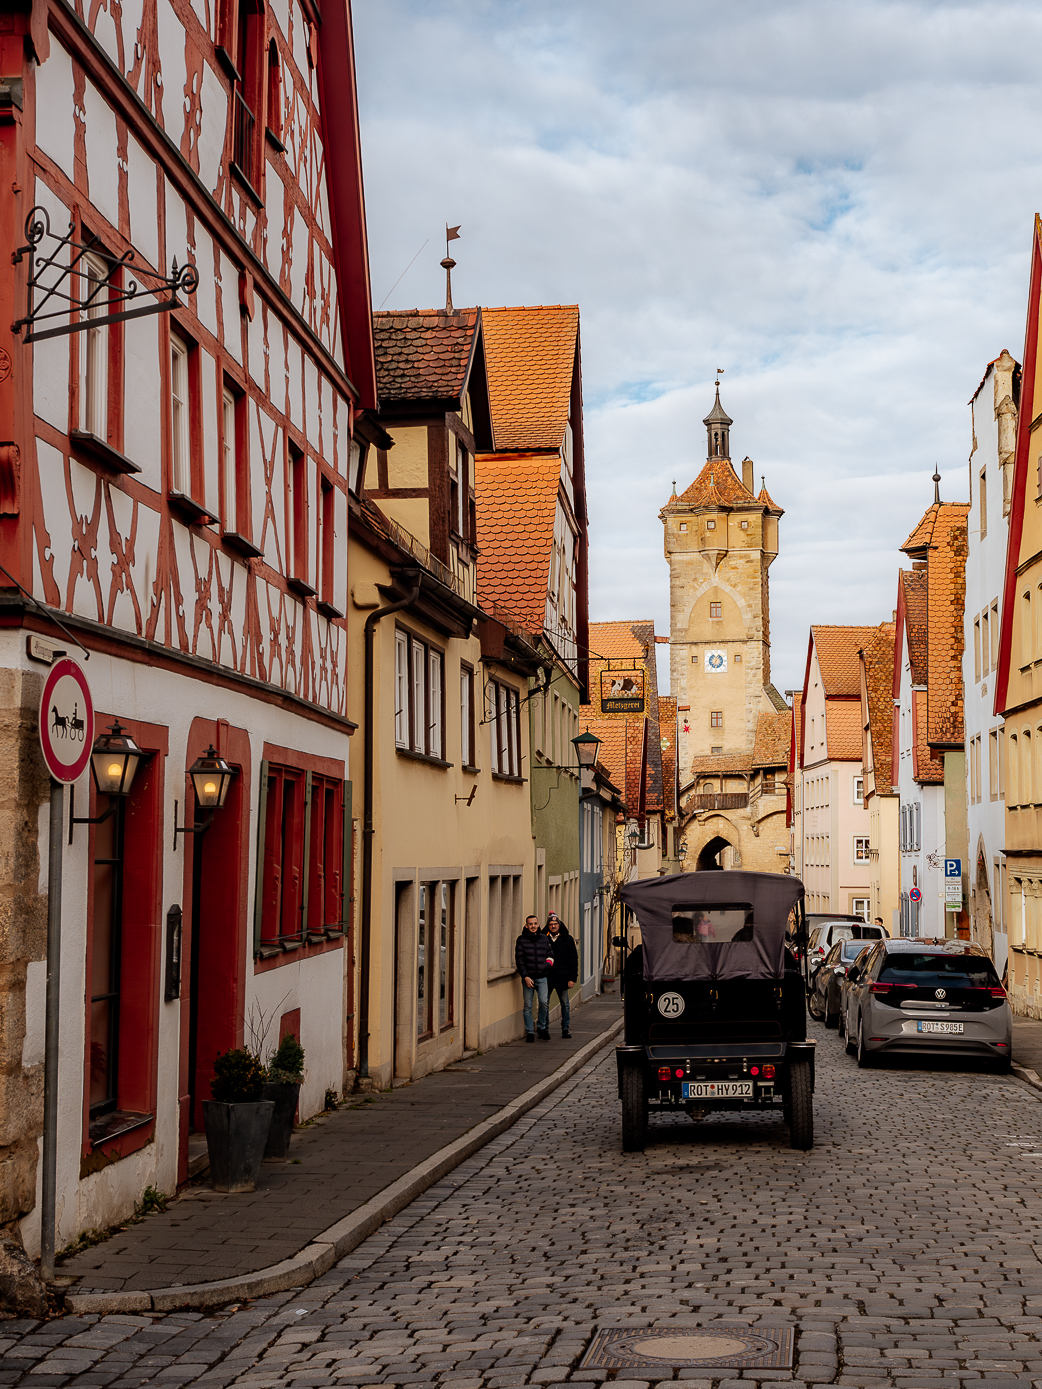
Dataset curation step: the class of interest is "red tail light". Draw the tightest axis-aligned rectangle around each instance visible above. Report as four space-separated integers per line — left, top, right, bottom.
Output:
658 1067 671 1082
675 1068 684 1079
762 1064 776 1080
989 986 1007 998
870 982 914 996
750 1065 760 1076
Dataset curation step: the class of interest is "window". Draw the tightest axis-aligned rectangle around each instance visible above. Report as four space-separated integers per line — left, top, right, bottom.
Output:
289 441 310 589
854 776 864 802
258 762 345 950
461 663 475 768
259 765 305 944
734 653 742 663
487 870 523 976
394 628 445 760
306 776 345 936
89 786 126 1118
679 522 688 533
740 519 749 529
974 616 981 682
854 837 870 863
981 608 990 676
706 519 716 531
170 333 190 495
221 384 243 534
81 250 110 439
709 601 722 619
348 438 369 496
710 710 723 728
851 898 870 921
990 728 1000 802
489 677 522 777
439 881 454 1028
417 883 430 1038
991 600 1000 669
1023 590 1032 665
1010 733 1019 805
980 467 987 539
711 745 723 755
232 0 264 190
319 476 335 609
266 37 282 143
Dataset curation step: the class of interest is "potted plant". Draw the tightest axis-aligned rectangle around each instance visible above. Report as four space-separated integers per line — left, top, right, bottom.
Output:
202 1048 273 1192
262 1033 305 1161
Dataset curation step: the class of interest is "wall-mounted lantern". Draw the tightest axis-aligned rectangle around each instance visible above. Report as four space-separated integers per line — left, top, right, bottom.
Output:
173 746 236 847
70 719 146 841
571 727 602 770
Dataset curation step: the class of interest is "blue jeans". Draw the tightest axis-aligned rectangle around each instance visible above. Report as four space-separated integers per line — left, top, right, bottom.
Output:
523 977 549 1036
549 983 570 1033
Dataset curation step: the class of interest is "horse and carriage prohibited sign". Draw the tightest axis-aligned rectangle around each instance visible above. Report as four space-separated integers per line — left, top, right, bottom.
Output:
38 657 94 783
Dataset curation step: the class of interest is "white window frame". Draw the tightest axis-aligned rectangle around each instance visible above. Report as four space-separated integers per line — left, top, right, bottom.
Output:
853 775 864 803
854 836 870 863
396 627 444 759
394 631 409 747
428 648 442 760
170 333 190 495
460 664 474 768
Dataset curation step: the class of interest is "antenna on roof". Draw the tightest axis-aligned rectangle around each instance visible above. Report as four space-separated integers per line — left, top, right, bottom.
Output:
933 468 941 505
442 224 461 312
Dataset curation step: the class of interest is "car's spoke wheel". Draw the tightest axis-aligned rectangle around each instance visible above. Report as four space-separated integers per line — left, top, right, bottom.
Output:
621 1066 646 1152
807 988 822 1020
856 1014 873 1069
787 1058 813 1149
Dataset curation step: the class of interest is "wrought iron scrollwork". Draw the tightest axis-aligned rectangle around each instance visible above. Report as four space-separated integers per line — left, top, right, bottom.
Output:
11 206 200 344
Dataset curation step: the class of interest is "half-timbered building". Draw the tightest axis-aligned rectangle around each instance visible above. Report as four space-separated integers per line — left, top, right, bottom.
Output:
0 0 374 1252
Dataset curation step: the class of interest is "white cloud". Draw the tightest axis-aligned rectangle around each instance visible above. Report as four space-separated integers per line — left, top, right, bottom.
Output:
353 0 1042 695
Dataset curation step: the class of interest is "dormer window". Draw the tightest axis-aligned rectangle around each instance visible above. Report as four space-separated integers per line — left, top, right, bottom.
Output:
706 519 716 531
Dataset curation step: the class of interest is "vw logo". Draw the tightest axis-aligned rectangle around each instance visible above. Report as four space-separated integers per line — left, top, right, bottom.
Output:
934 988 946 1000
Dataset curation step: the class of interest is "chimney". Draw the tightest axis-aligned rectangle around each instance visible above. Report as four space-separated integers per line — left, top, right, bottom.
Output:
742 456 754 493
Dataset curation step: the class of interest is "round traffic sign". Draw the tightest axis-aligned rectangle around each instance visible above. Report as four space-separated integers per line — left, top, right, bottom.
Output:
909 887 922 903
39 657 94 784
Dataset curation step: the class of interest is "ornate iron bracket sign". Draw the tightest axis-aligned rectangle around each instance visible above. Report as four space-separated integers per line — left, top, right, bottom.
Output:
11 206 200 344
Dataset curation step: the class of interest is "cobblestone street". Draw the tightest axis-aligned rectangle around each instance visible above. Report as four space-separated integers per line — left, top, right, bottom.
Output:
7 1022 1042 1389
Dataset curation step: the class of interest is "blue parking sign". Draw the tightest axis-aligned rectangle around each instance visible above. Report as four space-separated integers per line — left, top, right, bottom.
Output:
945 858 961 878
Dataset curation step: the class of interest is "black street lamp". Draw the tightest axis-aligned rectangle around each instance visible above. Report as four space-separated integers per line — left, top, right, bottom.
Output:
173 746 236 845
70 720 147 840
571 727 602 770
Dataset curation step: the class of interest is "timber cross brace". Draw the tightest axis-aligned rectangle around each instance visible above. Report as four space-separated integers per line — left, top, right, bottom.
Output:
11 206 200 344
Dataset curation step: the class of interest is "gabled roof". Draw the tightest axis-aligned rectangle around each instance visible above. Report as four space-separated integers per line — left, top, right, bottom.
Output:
372 308 480 405
752 710 791 769
589 620 651 661
481 305 578 451
675 458 756 508
897 500 968 746
474 453 560 633
757 481 784 516
790 692 803 775
860 621 896 789
898 568 929 687
811 625 880 698
825 702 863 761
901 500 970 562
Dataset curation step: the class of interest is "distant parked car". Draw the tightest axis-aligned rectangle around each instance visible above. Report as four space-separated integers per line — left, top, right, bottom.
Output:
842 939 1012 1070
806 918 888 981
809 939 873 1028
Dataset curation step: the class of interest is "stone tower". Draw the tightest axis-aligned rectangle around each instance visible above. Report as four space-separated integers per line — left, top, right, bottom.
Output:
660 384 790 872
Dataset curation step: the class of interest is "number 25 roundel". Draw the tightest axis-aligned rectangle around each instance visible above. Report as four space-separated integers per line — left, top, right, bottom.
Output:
657 992 685 1017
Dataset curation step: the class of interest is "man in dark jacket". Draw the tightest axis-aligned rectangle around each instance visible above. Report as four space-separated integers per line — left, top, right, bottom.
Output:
544 913 578 1038
516 915 553 1041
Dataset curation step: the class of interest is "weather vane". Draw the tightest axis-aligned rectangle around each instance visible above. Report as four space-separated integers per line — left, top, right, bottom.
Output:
442 224 460 312
715 366 725 384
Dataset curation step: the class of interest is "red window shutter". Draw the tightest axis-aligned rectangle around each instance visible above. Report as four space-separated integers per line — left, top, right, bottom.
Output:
260 765 282 940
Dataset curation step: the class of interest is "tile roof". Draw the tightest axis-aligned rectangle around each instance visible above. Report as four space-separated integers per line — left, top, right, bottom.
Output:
481 306 578 451
658 696 678 818
676 458 757 508
790 692 803 773
900 500 969 559
589 620 652 661
372 308 480 404
690 752 754 775
474 453 561 633
582 619 664 817
861 621 896 790
757 482 784 515
900 568 929 685
825 701 863 761
627 717 648 817
924 508 969 747
752 710 791 768
915 688 943 783
812 625 881 698
580 717 628 800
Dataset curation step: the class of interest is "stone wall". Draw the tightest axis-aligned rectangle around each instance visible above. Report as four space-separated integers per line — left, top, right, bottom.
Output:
0 666 47 1230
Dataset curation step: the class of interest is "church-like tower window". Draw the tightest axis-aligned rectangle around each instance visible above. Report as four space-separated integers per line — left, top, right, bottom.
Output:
711 711 723 728
679 522 687 532
710 602 722 619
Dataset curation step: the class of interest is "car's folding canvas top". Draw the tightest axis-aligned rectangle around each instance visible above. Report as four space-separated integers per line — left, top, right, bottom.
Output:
619 870 805 982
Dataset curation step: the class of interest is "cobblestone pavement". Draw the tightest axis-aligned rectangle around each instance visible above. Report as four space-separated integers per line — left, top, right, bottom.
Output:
7 1020 1042 1389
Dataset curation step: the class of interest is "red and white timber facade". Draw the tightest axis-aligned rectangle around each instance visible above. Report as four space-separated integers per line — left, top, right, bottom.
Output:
0 0 375 1250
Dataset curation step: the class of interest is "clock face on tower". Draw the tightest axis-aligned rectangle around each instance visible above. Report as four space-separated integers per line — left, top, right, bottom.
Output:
705 650 727 673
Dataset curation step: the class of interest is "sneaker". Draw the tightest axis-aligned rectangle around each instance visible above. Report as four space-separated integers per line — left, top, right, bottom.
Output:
538 1028 551 1040
525 1033 535 1043
562 1030 571 1039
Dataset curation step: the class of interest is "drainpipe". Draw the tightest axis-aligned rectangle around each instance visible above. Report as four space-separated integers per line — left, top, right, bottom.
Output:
359 572 421 1078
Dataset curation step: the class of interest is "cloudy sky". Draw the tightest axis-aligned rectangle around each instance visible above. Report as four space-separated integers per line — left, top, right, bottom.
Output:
352 0 1042 697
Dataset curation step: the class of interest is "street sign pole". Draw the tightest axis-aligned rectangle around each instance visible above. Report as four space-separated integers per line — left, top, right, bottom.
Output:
37 656 94 1283
39 780 63 1284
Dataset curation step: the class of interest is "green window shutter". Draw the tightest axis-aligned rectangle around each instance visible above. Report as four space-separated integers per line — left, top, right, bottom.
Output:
253 759 270 956
300 770 313 937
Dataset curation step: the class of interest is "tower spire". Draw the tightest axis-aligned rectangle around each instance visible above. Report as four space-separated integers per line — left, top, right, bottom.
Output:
441 224 461 312
933 469 941 505
703 378 733 461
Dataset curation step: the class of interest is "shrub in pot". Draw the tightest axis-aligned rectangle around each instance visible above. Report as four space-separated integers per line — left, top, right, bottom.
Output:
203 1048 273 1192
262 1034 305 1161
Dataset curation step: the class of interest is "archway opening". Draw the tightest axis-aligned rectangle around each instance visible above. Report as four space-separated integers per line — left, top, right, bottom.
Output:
696 835 732 871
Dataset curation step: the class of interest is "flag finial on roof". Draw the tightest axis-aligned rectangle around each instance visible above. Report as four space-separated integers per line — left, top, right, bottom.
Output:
441 224 460 312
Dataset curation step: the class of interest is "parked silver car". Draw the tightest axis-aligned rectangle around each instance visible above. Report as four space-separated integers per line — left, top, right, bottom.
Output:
806 918 887 982
843 939 1012 1070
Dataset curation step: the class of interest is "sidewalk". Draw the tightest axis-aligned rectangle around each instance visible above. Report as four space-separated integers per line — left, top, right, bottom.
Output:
1013 1010 1042 1074
58 991 622 1312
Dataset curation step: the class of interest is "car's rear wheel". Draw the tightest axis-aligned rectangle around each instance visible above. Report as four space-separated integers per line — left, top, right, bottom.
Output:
621 1066 646 1152
856 1014 874 1068
992 1054 1013 1074
807 986 823 1021
837 1005 846 1040
824 991 839 1028
787 1059 813 1150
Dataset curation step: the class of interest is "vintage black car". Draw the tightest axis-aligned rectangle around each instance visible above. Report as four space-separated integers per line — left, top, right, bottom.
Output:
615 870 814 1152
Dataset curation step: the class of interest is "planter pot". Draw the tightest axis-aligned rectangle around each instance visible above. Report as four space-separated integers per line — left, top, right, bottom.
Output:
261 1081 301 1160
202 1100 274 1192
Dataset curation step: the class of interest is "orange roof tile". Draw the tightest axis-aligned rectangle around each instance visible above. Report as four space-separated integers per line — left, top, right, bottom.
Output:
676 458 757 508
925 508 969 747
372 308 480 404
583 619 663 815
752 709 791 768
757 481 784 515
474 453 560 633
689 752 754 775
580 716 628 798
626 717 648 817
658 696 678 818
861 621 896 789
915 688 944 783
481 306 578 451
900 499 969 559
812 625 880 698
825 701 863 761
589 620 652 661
900 568 929 685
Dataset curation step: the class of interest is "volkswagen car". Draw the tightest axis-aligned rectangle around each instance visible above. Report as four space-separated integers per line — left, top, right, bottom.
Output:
843 939 1012 1069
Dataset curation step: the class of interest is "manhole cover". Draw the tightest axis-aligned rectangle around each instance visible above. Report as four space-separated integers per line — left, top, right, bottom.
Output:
580 1324 794 1371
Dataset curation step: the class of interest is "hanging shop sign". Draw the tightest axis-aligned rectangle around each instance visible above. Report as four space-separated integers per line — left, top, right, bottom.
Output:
38 656 94 783
599 665 646 716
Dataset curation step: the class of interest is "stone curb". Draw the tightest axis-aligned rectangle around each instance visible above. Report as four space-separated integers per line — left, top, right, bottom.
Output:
65 1014 623 1315
1012 1061 1042 1094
